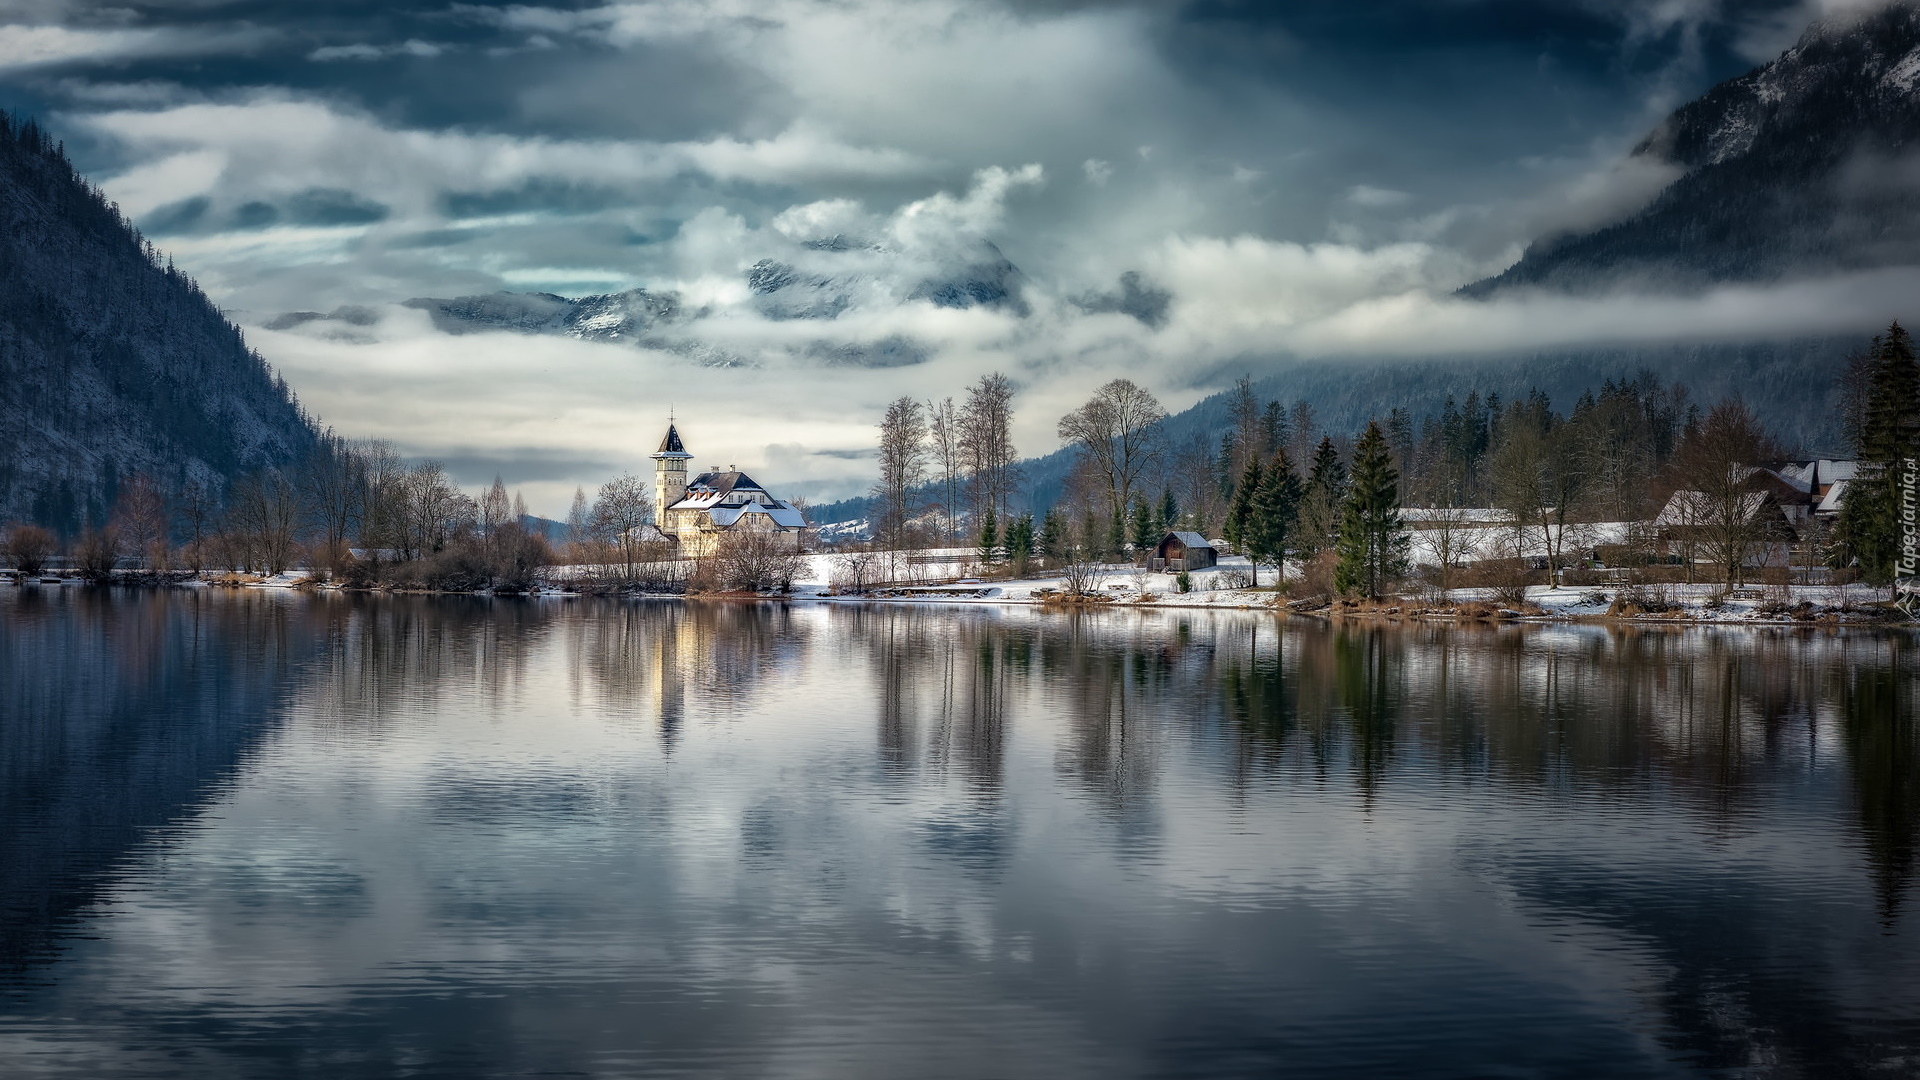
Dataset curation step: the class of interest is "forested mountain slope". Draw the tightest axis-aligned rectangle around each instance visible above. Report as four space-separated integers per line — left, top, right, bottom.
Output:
0 114 317 531
1467 1 1920 295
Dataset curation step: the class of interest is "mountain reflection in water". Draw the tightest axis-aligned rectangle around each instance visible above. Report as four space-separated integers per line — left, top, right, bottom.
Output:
0 590 1915 1078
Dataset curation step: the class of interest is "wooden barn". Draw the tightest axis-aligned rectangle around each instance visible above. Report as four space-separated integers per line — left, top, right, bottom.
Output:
1145 531 1217 572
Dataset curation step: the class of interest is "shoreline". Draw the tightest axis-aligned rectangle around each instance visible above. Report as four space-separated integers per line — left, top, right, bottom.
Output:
5 572 1910 628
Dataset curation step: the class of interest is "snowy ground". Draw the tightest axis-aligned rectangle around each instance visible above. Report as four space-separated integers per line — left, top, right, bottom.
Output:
789 552 1292 609
16 555 1906 624
1500 581 1896 623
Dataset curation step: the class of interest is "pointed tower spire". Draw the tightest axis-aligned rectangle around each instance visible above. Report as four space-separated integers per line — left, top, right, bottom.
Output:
652 419 692 532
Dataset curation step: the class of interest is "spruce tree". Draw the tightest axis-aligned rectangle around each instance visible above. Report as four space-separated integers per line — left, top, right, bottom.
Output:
1295 437 1347 558
1129 497 1156 549
1038 509 1065 563
977 506 998 566
1224 455 1263 554
1159 487 1179 533
1840 322 1920 584
1005 512 1035 572
1261 400 1288 456
1249 449 1303 588
1334 422 1409 600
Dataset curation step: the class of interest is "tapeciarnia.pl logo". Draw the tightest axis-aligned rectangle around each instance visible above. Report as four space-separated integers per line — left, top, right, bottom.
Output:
1899 457 1920 618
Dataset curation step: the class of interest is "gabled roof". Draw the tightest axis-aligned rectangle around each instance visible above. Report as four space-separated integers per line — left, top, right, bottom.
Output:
1164 531 1213 550
684 470 766 499
708 503 807 529
654 423 689 456
1654 490 1783 527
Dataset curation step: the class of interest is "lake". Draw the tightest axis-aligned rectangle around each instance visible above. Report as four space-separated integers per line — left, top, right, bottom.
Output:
1 588 1916 1078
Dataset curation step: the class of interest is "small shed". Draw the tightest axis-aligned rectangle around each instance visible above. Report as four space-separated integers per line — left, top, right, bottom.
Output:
1147 531 1217 572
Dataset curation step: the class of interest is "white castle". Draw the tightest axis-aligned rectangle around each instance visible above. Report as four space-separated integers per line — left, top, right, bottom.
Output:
650 422 808 557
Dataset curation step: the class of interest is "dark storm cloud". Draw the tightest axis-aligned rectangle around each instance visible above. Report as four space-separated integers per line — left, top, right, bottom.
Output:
0 0 1896 510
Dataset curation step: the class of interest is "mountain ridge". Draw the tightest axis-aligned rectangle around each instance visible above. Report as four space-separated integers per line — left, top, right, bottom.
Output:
0 112 319 531
1466 0 1920 295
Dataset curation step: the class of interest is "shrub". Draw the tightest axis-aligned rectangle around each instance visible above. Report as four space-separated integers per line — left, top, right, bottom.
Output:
1216 567 1254 590
1295 552 1339 602
1175 570 1191 594
72 528 120 582
489 524 554 593
4 523 56 576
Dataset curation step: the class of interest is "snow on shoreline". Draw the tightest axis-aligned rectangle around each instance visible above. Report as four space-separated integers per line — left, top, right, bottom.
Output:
10 554 1908 626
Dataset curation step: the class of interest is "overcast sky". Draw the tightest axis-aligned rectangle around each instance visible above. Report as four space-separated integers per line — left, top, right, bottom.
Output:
0 0 1903 511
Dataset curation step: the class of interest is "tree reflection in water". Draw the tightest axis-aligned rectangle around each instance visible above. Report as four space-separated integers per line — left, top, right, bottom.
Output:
3 592 1916 1077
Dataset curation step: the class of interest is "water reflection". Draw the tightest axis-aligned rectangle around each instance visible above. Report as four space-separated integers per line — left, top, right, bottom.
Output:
0 593 1916 1078
0 588 327 984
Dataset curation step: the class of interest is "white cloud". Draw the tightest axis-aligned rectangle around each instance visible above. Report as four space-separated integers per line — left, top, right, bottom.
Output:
888 163 1042 251
1346 185 1410 208
1082 159 1112 186
309 40 445 62
0 23 165 69
81 98 938 224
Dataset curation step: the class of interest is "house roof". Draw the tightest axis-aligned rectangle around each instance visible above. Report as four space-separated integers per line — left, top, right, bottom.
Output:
1653 490 1781 527
708 503 807 529
1164 530 1213 550
654 423 689 456
683 470 767 499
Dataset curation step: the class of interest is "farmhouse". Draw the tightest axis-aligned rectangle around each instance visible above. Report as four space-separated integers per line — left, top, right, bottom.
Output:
1143 531 1218 572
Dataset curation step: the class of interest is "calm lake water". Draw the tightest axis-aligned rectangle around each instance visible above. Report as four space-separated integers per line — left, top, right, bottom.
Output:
1 588 1917 1078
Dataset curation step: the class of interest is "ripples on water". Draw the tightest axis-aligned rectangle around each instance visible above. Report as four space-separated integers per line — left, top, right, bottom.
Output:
0 588 1916 1078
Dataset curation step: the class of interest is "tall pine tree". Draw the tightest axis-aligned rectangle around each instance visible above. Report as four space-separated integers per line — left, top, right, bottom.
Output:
1295 437 1347 559
1334 422 1409 600
1224 455 1263 555
1840 322 1920 585
1249 450 1303 588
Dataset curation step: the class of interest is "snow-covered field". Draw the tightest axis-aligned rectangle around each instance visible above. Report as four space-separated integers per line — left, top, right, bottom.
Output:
19 553 1906 625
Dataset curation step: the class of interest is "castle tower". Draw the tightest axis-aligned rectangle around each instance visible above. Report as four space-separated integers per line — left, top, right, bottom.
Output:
651 422 691 530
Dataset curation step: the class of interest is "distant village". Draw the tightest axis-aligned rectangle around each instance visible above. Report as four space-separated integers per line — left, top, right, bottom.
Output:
1 323 1916 619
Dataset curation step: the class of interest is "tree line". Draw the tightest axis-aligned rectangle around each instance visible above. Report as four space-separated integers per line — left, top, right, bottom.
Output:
865 320 1920 599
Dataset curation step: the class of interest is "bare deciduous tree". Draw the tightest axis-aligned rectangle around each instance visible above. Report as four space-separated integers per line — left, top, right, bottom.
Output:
709 527 805 592
961 373 1021 528
1057 378 1166 524
927 396 963 543
109 474 169 570
873 396 929 551
590 472 654 581
1668 397 1786 586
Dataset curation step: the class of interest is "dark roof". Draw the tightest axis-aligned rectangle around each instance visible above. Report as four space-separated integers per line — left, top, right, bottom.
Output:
1165 530 1213 550
656 424 687 454
686 470 767 499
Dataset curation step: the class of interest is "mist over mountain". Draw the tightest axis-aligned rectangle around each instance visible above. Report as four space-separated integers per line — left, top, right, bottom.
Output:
0 114 318 532
1467 1 1920 296
371 237 1037 372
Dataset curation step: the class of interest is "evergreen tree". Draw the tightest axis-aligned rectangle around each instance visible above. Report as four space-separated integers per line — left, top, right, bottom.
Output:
1334 422 1409 599
977 505 999 566
1261 400 1288 456
1159 487 1179 533
1223 455 1263 554
1248 450 1303 588
1129 496 1156 549
1295 437 1347 558
1080 506 1101 560
1839 322 1920 585
1038 509 1065 563
1107 506 1127 557
1005 512 1035 571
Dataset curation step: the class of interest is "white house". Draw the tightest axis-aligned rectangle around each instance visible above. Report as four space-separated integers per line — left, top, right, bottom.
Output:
650 423 808 557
